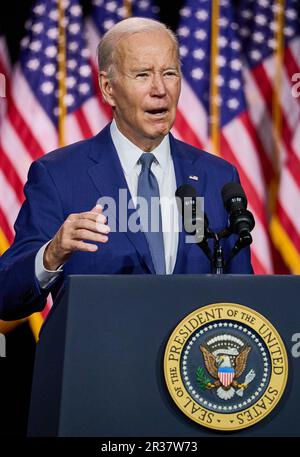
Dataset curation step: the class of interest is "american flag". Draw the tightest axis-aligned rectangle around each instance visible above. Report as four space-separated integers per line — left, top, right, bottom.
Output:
235 0 300 273
176 0 274 274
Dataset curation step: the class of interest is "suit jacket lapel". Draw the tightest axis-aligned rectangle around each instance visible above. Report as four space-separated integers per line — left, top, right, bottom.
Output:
87 125 155 274
170 134 207 274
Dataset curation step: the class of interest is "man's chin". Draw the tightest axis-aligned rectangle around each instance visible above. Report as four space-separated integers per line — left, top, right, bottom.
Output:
146 123 172 139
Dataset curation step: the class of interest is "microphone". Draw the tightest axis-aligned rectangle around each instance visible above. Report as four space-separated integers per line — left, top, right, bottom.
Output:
175 185 213 264
221 182 255 242
175 184 206 243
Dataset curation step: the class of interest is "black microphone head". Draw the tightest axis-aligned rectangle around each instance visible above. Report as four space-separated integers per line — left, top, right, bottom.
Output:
175 185 197 216
175 184 197 200
221 182 255 236
175 184 209 241
221 182 247 210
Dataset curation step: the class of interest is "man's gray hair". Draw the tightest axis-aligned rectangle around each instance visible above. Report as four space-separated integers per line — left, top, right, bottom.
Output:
97 17 180 78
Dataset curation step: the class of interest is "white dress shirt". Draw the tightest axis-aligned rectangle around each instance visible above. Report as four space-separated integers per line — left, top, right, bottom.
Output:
35 120 179 288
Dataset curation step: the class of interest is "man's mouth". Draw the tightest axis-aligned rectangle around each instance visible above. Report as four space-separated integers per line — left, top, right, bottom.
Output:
145 108 168 116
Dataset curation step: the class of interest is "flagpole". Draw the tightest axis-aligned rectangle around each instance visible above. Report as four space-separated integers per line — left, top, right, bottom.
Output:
269 0 285 213
57 0 67 147
124 0 132 19
209 0 220 156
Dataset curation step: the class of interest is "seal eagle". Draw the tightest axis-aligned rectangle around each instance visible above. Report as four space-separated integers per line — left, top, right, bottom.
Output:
200 345 252 400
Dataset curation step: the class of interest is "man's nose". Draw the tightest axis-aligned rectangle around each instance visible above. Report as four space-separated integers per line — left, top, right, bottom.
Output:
150 73 167 97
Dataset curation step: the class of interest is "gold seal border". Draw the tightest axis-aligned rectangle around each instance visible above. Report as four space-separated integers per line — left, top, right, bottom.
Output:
164 303 288 432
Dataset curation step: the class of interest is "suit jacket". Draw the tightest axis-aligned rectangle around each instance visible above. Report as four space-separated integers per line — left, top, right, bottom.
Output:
0 124 253 319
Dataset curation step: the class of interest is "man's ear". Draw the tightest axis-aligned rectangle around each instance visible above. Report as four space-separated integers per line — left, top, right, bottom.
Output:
98 71 115 107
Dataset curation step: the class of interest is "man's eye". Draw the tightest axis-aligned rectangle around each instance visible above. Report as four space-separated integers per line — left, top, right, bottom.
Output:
164 71 178 77
136 73 149 78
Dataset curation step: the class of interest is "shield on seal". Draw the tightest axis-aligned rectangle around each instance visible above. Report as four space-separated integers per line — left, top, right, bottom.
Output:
218 367 235 387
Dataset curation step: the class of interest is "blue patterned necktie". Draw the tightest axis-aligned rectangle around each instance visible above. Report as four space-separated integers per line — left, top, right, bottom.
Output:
137 153 166 274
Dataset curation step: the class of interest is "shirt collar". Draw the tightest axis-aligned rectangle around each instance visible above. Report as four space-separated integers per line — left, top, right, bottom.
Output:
110 119 171 175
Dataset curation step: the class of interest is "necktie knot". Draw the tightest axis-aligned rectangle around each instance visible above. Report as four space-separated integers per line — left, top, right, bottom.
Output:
139 153 156 171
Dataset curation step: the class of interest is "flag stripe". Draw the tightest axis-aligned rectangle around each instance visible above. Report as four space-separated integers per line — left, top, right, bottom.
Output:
276 204 300 254
173 109 204 149
65 114 85 144
7 101 44 160
264 58 300 134
0 170 21 230
223 117 266 200
0 146 24 201
244 67 276 164
221 131 268 228
1 119 33 184
178 78 208 144
277 170 300 234
239 111 274 184
285 42 300 89
289 37 300 67
220 133 272 273
11 68 58 153
74 107 94 138
81 96 110 135
253 62 300 169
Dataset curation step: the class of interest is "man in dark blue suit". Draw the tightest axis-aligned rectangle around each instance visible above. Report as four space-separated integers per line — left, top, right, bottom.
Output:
0 18 252 320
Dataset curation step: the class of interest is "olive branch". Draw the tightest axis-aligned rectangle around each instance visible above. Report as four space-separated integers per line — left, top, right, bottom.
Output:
196 367 212 390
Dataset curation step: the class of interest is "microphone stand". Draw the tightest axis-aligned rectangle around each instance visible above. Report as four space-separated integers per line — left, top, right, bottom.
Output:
212 234 225 274
196 226 251 275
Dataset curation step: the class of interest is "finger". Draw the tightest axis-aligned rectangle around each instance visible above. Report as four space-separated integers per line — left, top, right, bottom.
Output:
67 211 107 225
92 203 103 210
90 204 103 214
73 229 109 243
67 204 104 222
72 219 109 233
95 223 110 235
69 240 99 252
80 209 106 223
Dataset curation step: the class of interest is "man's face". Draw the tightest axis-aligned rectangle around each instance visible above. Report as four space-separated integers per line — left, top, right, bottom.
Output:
102 30 181 151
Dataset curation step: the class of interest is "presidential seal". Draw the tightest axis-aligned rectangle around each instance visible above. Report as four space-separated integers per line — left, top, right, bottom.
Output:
164 303 288 431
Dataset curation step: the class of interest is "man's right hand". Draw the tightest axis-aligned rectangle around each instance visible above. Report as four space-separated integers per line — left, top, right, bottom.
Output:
43 205 110 271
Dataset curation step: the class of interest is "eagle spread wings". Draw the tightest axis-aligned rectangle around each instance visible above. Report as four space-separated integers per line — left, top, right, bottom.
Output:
200 345 251 381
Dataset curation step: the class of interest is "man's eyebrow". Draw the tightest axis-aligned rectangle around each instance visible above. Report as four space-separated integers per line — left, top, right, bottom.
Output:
131 67 153 72
163 66 180 71
131 66 180 73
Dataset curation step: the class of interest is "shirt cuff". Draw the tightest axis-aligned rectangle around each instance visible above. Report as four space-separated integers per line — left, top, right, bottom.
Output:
35 240 64 289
